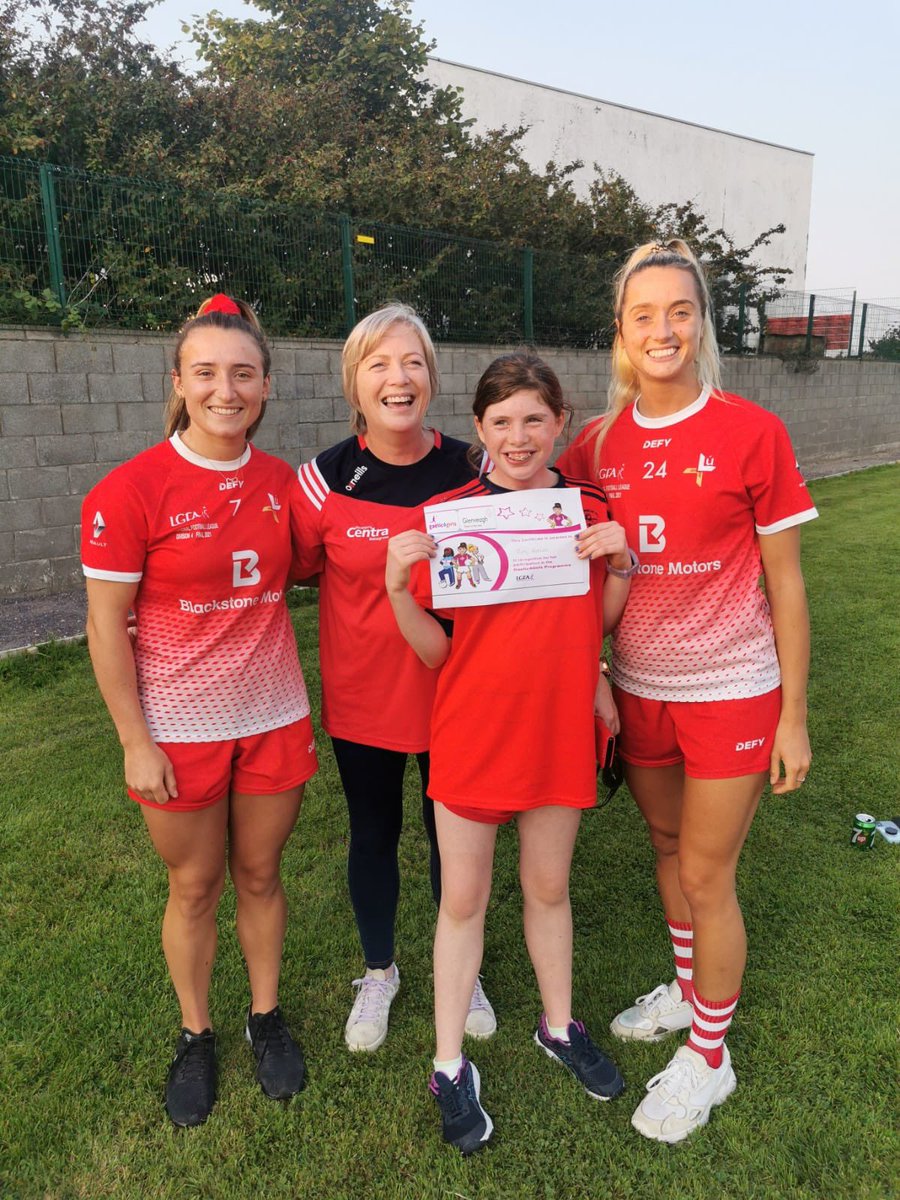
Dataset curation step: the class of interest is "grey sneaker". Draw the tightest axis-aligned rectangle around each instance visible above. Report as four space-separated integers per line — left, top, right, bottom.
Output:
610 981 693 1042
344 966 400 1052
464 976 497 1039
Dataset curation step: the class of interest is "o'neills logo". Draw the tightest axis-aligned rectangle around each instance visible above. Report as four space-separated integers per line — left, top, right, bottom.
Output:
346 526 389 540
345 465 368 492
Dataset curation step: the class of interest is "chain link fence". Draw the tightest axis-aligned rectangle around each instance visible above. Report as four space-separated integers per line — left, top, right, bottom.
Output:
2 157 897 357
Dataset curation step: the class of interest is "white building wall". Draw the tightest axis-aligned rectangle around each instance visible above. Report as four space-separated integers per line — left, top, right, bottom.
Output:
426 58 814 286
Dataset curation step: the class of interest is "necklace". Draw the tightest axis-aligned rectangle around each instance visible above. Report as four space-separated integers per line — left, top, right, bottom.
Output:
175 430 249 496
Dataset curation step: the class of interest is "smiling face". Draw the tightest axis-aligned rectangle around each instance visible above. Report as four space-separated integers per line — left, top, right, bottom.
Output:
172 326 269 459
475 389 566 491
618 265 703 395
352 324 432 447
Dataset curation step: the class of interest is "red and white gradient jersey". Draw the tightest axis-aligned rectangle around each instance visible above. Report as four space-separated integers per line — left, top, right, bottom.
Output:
558 389 818 702
81 434 310 742
294 432 473 752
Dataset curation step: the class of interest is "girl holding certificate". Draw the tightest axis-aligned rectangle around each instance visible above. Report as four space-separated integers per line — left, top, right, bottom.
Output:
385 352 636 1155
558 240 816 1144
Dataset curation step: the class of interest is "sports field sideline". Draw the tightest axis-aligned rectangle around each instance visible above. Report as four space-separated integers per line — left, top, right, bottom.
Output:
1 465 897 1200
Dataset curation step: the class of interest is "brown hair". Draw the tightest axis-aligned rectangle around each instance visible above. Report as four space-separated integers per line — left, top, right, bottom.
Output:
164 296 271 440
341 303 439 435
469 351 572 469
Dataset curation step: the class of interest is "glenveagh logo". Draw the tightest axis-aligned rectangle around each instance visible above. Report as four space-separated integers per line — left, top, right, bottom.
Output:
346 525 389 539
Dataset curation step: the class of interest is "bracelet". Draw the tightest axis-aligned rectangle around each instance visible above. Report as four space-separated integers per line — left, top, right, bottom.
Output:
606 548 640 579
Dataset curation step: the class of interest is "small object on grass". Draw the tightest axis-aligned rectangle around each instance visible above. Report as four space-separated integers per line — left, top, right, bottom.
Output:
850 813 877 850
875 821 900 845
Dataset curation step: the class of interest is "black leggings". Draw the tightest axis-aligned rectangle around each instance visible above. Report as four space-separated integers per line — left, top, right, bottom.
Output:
331 737 441 970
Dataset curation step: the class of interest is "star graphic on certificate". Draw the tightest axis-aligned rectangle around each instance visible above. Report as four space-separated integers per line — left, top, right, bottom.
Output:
497 506 514 519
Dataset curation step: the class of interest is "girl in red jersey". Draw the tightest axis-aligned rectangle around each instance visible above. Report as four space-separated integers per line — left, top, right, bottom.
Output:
293 305 495 1053
82 297 316 1127
385 352 636 1155
558 240 817 1143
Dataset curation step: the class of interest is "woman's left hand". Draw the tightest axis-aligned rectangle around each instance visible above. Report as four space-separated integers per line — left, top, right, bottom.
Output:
576 521 628 568
593 672 620 734
769 715 812 794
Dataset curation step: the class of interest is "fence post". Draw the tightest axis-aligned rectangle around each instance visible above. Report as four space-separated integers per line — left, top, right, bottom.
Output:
846 290 857 358
805 293 816 356
339 213 355 335
523 246 534 341
856 304 868 359
736 284 746 353
39 164 67 308
757 299 766 354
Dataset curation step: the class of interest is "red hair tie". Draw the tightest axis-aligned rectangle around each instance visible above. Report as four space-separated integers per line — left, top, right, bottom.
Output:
201 293 242 316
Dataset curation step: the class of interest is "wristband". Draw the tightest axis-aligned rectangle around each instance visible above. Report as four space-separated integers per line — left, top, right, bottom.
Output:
606 548 640 579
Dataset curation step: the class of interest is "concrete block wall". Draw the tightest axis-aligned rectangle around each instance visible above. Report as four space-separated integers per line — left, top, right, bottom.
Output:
1 325 898 597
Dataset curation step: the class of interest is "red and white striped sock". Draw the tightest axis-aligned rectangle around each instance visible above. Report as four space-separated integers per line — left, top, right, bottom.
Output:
667 918 694 1005
686 988 740 1069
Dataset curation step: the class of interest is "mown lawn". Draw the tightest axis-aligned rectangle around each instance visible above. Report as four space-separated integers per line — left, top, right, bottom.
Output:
1 466 897 1200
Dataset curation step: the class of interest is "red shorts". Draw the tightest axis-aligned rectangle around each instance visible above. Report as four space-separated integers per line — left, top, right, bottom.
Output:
614 686 781 779
438 800 592 825
130 716 318 812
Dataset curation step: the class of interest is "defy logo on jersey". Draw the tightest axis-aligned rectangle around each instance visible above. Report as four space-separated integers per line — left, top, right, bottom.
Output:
346 525 389 540
232 549 261 587
638 515 666 553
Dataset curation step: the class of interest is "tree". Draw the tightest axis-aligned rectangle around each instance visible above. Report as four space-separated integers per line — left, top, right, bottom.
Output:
0 0 792 341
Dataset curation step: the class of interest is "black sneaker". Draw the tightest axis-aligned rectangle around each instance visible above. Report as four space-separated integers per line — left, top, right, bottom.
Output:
165 1028 217 1127
429 1057 493 1156
534 1015 625 1101
245 1006 305 1100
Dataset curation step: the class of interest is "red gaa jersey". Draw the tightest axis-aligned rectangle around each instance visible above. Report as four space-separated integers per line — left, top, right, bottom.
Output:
558 389 818 702
81 434 310 742
411 472 612 813
294 432 474 752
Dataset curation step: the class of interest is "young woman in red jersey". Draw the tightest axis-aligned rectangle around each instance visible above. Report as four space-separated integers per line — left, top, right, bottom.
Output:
558 240 817 1143
82 297 315 1127
385 353 635 1155
293 305 495 1053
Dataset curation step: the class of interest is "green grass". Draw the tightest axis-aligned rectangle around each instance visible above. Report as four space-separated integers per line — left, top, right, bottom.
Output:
2 466 898 1200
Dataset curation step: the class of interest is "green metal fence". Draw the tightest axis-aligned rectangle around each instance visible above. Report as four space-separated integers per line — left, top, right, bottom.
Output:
2 157 897 357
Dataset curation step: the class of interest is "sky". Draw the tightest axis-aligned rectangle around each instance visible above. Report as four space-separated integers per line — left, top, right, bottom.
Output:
137 0 900 300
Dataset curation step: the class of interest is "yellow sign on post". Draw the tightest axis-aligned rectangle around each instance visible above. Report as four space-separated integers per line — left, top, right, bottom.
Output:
356 234 375 245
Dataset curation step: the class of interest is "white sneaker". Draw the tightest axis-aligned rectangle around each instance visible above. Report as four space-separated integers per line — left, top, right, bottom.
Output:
464 976 497 1039
344 966 400 1052
610 981 693 1042
631 1043 736 1143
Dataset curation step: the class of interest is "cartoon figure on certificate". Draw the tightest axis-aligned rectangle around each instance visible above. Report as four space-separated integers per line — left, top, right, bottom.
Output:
547 502 570 528
438 547 456 588
454 543 474 589
467 543 491 585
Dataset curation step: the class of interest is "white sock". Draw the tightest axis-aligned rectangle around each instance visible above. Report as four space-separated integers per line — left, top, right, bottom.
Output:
433 1054 463 1080
547 1022 570 1041
365 963 396 980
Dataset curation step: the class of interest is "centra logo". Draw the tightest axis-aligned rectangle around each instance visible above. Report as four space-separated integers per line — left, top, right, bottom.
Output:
346 525 389 539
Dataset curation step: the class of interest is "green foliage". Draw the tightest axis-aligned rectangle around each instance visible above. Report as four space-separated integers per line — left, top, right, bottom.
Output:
868 322 900 360
0 0 792 344
9 286 84 331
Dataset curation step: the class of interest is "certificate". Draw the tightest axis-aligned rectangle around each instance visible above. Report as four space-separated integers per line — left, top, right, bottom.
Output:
424 487 589 608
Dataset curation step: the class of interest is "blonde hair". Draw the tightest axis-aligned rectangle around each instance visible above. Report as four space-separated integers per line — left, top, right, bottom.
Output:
341 303 439 435
164 296 270 440
587 239 722 461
